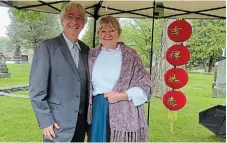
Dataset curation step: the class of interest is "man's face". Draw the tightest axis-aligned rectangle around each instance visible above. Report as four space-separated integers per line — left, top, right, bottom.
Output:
61 8 84 38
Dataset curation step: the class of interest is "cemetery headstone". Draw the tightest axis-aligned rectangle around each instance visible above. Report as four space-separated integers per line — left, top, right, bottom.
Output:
212 48 226 98
0 53 10 78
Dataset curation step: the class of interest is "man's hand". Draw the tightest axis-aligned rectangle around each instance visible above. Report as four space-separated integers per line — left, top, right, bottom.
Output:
104 92 128 104
43 123 60 141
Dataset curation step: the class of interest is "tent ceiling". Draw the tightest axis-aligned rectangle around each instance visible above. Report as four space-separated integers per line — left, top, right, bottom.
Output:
0 0 226 19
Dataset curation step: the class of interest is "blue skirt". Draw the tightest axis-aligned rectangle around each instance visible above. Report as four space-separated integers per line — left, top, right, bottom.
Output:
90 94 110 142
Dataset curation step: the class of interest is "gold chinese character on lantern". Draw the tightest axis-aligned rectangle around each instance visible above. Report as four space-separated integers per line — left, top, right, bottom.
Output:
168 50 181 59
167 96 177 107
168 74 180 83
171 26 182 36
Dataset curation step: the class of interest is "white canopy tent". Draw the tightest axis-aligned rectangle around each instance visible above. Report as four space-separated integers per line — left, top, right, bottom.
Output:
0 0 226 19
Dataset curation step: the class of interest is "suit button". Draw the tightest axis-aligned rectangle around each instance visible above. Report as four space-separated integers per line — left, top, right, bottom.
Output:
76 95 80 98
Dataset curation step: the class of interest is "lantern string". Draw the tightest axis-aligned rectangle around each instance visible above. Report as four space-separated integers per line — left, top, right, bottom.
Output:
174 111 178 120
170 122 174 133
168 111 178 133
165 18 191 133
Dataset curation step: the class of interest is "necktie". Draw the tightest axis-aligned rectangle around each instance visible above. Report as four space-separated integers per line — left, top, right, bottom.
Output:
72 44 79 68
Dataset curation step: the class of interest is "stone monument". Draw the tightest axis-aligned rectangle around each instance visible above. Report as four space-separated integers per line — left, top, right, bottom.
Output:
0 53 10 78
212 48 226 98
13 46 22 64
21 55 28 64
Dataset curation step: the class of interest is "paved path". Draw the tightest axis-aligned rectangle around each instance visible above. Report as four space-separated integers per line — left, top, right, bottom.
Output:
0 92 29 99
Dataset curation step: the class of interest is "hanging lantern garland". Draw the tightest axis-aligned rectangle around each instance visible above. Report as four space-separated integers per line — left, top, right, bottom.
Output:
168 20 192 42
166 45 190 66
163 19 192 133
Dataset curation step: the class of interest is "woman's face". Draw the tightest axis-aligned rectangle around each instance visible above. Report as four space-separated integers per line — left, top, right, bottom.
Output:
98 24 119 48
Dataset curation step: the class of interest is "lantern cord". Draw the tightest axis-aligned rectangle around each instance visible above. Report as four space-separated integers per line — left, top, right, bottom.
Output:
168 111 178 121
174 111 178 120
168 110 172 119
170 122 174 133
168 111 178 133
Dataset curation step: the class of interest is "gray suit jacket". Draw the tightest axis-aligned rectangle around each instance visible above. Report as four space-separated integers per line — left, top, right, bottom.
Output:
29 34 89 142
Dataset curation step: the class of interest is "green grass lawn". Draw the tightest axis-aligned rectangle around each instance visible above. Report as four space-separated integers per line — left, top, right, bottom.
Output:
0 96 42 142
0 64 30 87
148 74 225 142
0 64 226 142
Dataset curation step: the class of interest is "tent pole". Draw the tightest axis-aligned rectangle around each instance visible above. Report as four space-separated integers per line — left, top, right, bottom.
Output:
93 19 97 48
92 0 103 48
148 0 156 126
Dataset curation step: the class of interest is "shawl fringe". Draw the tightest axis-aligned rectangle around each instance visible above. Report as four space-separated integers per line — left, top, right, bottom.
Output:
110 127 148 142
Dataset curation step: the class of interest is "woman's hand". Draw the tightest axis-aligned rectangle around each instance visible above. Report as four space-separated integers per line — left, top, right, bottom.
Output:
104 91 128 103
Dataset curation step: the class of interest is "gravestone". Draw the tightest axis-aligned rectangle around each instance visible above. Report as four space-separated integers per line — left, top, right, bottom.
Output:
212 48 226 98
21 55 28 64
0 53 10 78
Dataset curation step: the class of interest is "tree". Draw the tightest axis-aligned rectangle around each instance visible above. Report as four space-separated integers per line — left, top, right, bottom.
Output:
7 8 62 51
120 19 164 68
187 19 226 72
81 18 99 48
119 18 172 97
0 37 12 52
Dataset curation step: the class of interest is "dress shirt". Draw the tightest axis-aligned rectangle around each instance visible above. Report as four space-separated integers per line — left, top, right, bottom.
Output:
92 45 148 106
63 33 81 67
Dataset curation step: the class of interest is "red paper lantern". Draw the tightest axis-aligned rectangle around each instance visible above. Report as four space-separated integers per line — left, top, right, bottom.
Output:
162 90 187 111
164 68 188 89
166 45 190 66
167 20 192 42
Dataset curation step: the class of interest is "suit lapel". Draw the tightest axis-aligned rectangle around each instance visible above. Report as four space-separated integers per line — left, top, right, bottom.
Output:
78 40 89 80
57 34 80 79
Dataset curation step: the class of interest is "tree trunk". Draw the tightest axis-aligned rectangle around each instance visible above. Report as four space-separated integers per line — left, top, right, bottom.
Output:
203 61 208 72
208 55 214 72
151 19 174 98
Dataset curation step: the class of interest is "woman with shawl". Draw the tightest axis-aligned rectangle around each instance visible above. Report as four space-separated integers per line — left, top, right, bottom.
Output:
87 15 152 142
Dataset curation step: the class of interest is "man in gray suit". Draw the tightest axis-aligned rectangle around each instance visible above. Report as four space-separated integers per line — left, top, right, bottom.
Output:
29 2 89 142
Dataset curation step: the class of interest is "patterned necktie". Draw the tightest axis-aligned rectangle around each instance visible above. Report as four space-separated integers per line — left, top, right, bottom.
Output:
72 44 79 68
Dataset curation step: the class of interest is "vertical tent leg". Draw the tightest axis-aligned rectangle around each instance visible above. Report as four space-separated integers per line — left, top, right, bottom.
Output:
92 0 103 48
147 0 156 126
93 19 97 48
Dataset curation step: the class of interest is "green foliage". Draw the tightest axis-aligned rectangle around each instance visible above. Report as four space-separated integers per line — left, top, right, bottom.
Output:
121 19 164 67
10 8 45 22
81 18 99 48
187 20 226 72
7 8 62 51
0 37 12 52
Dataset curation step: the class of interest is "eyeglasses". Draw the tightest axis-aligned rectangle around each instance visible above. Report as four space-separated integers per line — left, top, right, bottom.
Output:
64 14 84 21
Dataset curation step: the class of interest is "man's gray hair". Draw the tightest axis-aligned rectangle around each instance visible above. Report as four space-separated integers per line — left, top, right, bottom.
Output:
60 2 87 23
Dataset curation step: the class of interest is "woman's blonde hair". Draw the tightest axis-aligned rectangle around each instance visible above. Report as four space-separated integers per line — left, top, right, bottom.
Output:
60 2 87 23
97 15 122 36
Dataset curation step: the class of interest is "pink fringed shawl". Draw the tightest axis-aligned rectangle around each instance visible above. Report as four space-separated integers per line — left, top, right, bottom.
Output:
87 42 152 142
